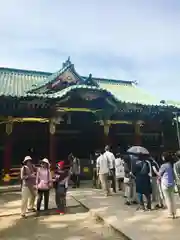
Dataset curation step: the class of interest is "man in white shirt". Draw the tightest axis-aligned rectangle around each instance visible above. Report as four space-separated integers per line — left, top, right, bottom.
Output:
104 146 116 193
96 150 110 196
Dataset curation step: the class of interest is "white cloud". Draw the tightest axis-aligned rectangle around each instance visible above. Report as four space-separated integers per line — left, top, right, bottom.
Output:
0 0 179 99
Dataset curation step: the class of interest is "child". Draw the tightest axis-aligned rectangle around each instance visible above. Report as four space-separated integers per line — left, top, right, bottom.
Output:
53 161 69 215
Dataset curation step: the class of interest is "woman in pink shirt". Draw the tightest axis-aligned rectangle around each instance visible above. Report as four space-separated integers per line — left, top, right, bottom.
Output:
36 158 52 215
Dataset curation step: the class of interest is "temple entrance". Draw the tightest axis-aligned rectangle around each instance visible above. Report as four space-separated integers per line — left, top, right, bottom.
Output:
55 112 103 159
110 124 135 153
12 122 49 166
56 127 102 159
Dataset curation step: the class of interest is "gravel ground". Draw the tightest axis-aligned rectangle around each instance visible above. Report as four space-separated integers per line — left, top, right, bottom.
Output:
0 198 124 240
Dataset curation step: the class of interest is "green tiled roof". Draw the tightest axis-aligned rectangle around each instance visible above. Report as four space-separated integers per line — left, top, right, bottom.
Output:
48 85 108 99
97 80 161 106
167 100 180 108
0 66 163 106
0 68 50 97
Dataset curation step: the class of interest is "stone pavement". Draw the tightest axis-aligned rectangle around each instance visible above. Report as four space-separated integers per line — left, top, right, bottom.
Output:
0 190 79 217
70 188 180 240
0 190 122 239
0 184 20 193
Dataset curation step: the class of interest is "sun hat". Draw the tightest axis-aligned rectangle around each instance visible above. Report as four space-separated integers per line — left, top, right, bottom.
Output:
41 158 50 165
23 156 32 163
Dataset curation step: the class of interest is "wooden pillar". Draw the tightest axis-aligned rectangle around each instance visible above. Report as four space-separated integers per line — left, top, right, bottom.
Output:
49 119 56 169
134 121 142 145
3 118 13 184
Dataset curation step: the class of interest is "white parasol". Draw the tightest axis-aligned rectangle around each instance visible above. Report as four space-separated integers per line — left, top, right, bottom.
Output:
127 146 149 155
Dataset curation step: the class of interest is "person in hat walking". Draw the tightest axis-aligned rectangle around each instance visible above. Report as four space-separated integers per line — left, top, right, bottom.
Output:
20 156 36 218
53 161 69 214
36 158 52 215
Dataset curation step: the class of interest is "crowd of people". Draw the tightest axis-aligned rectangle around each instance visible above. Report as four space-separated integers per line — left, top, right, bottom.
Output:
20 154 80 218
93 146 180 219
20 145 180 220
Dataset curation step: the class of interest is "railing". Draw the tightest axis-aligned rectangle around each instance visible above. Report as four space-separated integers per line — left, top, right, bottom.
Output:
0 159 93 184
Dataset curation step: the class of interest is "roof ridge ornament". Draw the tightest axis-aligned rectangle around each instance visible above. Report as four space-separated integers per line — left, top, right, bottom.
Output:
62 56 71 69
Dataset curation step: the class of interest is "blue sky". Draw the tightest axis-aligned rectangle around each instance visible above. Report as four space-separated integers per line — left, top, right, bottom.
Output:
0 0 179 100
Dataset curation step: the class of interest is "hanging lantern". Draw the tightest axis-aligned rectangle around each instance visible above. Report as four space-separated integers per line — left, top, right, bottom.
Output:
135 122 141 135
6 117 13 135
103 120 110 136
135 120 144 135
136 120 144 127
49 120 56 135
104 124 110 136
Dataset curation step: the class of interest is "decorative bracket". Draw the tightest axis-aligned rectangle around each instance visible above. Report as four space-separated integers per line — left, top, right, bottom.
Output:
99 120 111 136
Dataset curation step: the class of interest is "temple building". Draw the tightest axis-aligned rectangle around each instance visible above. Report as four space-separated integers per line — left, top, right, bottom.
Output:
0 57 179 183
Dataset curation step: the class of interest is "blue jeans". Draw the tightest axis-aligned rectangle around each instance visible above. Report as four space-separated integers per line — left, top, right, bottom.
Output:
138 193 151 209
55 184 66 212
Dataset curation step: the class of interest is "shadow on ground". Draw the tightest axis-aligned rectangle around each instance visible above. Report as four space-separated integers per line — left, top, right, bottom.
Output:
0 192 21 203
70 187 180 240
0 205 121 240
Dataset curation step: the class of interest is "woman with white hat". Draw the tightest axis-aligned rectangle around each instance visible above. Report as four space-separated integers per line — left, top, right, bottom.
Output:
20 156 36 218
36 158 52 215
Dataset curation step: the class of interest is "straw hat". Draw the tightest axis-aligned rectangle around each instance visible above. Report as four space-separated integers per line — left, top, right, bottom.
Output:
41 158 50 165
23 156 32 163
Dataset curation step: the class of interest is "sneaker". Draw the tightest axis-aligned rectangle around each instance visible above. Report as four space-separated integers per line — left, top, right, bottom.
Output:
21 214 27 219
28 208 36 212
125 201 131 206
105 193 110 197
136 206 145 211
146 208 152 211
168 213 177 219
35 212 40 217
56 210 65 215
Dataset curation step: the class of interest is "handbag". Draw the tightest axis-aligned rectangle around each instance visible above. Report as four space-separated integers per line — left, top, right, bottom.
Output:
37 169 51 190
124 177 130 184
38 180 49 190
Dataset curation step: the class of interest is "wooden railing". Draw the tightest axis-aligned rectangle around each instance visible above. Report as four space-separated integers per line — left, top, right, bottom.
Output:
1 159 93 184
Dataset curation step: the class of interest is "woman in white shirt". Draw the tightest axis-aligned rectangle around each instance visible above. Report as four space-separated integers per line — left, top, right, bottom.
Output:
115 153 125 191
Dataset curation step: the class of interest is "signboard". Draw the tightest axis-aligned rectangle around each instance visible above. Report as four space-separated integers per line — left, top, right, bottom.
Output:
83 167 89 173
